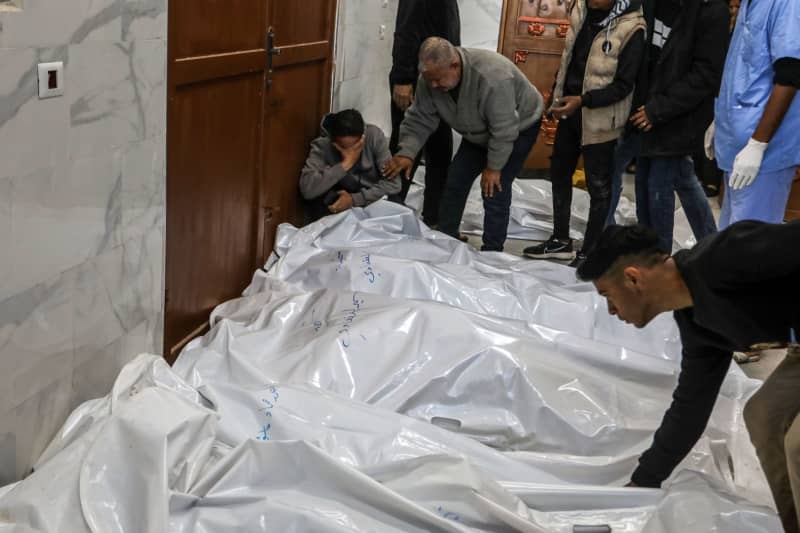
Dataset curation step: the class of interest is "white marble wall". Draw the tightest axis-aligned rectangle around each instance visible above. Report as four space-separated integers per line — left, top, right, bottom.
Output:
332 0 503 136
332 0 398 135
0 0 166 482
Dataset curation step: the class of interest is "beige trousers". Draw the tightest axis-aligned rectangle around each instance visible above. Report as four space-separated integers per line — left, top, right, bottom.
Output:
744 347 800 533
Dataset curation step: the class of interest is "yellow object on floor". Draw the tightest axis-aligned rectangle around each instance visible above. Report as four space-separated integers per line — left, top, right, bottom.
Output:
572 169 586 190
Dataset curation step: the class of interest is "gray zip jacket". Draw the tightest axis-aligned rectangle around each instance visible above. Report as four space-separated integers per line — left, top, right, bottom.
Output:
300 115 399 207
397 48 543 170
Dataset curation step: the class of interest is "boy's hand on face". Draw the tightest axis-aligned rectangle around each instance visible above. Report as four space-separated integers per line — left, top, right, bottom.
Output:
333 135 366 171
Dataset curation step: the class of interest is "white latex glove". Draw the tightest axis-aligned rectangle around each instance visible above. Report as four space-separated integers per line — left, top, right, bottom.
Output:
729 138 767 190
704 121 715 160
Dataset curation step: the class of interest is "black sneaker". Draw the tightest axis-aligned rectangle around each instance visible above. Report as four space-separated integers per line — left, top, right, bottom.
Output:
523 237 575 260
569 252 587 269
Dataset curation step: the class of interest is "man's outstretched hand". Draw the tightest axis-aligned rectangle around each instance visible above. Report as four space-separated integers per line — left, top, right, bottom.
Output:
382 155 414 180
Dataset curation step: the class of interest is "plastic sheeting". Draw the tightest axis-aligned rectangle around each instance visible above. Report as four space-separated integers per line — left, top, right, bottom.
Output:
0 355 781 532
455 178 698 252
0 202 779 532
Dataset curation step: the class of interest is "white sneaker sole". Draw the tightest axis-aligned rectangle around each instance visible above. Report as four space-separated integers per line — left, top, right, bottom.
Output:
523 251 576 260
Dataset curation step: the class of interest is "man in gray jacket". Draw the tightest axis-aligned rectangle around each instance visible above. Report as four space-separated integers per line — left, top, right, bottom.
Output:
300 109 400 221
383 37 543 251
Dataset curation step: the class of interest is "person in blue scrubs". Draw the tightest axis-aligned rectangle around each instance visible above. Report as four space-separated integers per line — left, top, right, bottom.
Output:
709 0 800 228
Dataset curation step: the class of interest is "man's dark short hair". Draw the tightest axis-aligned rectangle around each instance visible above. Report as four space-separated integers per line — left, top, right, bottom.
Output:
328 109 365 138
577 225 666 281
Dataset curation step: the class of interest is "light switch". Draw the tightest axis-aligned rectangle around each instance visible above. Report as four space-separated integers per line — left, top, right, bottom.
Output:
379 24 387 40
382 0 389 7
37 62 64 99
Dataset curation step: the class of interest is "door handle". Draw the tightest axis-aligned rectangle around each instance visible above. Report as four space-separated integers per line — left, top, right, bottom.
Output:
266 27 282 88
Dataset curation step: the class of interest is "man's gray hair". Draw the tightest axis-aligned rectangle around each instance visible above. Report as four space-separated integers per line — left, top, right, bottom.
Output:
418 37 459 71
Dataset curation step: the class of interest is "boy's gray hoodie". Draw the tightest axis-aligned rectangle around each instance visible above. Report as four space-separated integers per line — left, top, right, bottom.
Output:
299 114 399 207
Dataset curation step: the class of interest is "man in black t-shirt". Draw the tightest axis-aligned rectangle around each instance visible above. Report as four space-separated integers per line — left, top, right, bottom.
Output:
577 222 800 533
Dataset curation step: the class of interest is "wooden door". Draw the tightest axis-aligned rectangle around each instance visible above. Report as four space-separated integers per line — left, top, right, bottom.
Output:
258 0 338 260
499 0 571 169
165 1 337 360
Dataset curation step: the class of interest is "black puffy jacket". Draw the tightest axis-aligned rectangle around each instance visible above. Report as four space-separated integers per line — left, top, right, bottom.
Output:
389 0 461 86
634 0 729 157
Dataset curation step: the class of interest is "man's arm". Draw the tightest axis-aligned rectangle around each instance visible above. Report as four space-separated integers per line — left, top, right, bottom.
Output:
632 327 732 487
396 81 441 161
582 29 645 109
644 0 729 125
747 51 800 141
390 0 426 86
485 81 522 171
352 128 401 206
299 139 348 200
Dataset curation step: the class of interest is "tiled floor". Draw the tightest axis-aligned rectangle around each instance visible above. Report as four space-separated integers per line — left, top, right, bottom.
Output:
740 349 786 382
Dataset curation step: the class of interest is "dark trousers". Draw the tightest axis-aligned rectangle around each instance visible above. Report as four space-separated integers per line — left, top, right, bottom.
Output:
743 348 800 533
692 149 722 193
635 155 717 252
438 122 540 252
305 185 363 222
389 85 453 226
550 112 616 255
606 133 641 226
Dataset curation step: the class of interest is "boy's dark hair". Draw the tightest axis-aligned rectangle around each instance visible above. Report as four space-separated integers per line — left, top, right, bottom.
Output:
576 224 667 281
328 109 365 138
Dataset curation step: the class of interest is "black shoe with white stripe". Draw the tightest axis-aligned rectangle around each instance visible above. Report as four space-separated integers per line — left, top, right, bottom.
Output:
523 237 575 260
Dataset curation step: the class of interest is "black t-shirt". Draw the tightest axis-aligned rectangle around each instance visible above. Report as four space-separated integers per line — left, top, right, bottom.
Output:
631 220 800 487
647 0 681 80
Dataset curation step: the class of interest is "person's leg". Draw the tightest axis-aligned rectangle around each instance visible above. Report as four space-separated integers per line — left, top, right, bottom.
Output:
718 167 795 229
389 88 403 155
634 156 653 228
523 116 581 259
606 133 641 226
786 413 800 533
387 85 423 205
719 175 732 229
549 114 582 241
581 139 616 255
674 155 717 242
437 139 487 239
481 122 540 251
306 188 339 221
421 121 454 226
694 149 722 197
744 351 800 533
642 157 679 252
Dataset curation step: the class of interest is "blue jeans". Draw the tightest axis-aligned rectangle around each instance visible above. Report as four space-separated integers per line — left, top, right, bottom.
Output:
606 133 641 226
438 122 541 251
719 167 795 229
635 155 717 252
